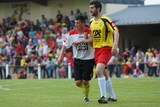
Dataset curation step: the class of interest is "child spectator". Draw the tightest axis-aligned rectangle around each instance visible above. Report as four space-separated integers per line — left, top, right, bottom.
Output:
133 62 143 78
46 56 53 78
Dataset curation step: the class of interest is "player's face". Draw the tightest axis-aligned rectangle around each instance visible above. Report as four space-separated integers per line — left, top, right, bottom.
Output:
75 20 84 30
90 5 98 16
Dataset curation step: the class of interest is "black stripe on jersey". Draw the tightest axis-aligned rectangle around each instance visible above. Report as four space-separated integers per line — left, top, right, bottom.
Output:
89 20 93 26
102 18 115 30
101 18 109 41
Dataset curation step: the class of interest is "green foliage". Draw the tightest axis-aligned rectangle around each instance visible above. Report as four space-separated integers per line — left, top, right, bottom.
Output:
0 78 160 107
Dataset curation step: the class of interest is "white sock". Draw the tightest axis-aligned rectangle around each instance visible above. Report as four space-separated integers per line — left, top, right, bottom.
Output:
98 76 106 97
106 79 116 99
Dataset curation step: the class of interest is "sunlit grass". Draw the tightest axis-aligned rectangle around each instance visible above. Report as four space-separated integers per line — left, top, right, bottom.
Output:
0 77 160 107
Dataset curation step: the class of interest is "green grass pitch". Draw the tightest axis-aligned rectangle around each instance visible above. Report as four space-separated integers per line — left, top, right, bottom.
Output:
0 77 160 107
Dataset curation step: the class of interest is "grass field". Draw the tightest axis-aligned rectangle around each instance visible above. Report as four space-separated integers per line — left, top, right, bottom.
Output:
0 77 160 107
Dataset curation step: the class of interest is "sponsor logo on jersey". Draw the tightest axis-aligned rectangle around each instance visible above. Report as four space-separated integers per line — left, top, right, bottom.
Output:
78 36 84 38
75 43 88 51
93 30 101 38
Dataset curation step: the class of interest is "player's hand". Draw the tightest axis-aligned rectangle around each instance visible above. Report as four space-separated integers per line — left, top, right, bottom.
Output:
84 32 88 39
57 59 62 65
111 44 118 54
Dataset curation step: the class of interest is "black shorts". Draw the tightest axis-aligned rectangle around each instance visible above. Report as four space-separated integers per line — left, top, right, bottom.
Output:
74 58 95 81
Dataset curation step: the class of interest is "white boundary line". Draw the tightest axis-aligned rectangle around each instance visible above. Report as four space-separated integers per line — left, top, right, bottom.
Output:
0 86 11 90
0 83 25 91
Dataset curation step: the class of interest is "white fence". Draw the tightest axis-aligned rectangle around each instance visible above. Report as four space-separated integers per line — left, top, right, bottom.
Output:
0 64 72 79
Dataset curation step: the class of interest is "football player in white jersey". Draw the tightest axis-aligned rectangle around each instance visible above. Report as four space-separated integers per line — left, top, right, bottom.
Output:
57 15 95 103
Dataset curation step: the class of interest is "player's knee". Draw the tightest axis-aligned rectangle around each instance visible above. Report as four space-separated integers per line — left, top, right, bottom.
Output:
75 81 82 86
105 75 109 80
96 71 103 77
83 80 89 86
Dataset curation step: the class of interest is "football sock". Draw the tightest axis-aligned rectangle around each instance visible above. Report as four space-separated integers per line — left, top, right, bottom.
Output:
98 76 106 97
106 79 116 99
83 85 90 98
78 83 90 98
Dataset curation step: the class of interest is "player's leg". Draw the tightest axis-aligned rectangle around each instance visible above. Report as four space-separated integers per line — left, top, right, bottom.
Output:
82 59 95 103
104 70 117 101
102 46 117 102
95 47 110 104
82 80 90 102
74 59 85 102
96 63 108 103
74 80 90 103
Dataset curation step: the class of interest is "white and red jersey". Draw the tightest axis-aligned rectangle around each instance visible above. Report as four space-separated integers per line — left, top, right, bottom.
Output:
63 27 94 60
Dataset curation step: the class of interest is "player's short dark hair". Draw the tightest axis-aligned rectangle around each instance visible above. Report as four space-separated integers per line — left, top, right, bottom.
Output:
90 1 102 12
75 15 86 23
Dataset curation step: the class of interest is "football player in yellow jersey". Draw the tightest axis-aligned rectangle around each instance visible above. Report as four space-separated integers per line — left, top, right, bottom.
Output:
89 1 119 104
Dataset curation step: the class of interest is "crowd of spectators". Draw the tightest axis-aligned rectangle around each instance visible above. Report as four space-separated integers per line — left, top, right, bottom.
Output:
108 47 160 78
0 9 159 79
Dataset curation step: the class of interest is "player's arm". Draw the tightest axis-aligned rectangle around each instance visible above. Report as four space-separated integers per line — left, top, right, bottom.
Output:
57 45 67 65
58 33 72 65
72 33 93 45
82 33 93 43
106 17 120 54
112 30 119 53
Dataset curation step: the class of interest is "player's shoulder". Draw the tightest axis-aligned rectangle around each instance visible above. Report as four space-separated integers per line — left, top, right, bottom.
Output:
90 17 94 23
90 17 94 21
101 15 113 22
84 27 90 33
68 28 78 36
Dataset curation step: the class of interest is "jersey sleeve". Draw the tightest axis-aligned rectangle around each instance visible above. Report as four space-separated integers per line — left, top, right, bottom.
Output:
106 17 118 31
63 34 72 49
84 27 91 39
